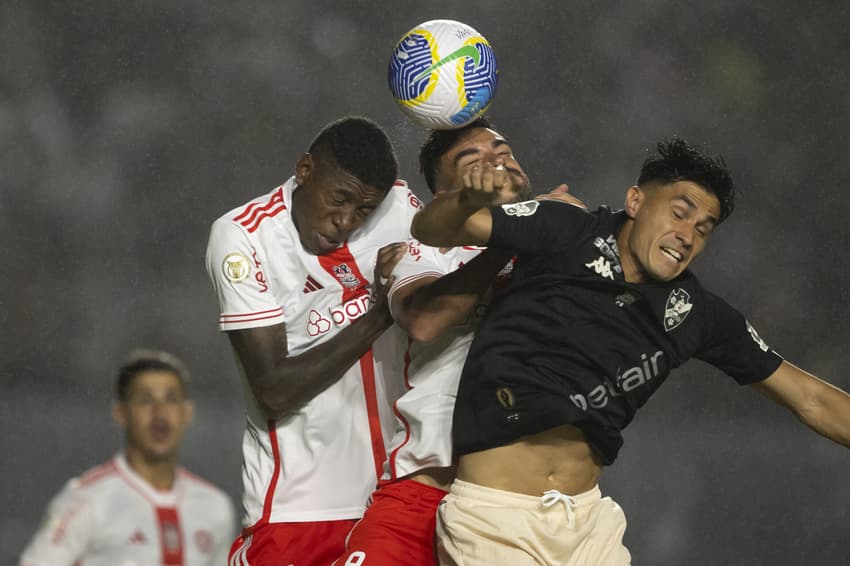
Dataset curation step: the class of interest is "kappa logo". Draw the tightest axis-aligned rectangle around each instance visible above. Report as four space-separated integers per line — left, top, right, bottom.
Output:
585 256 614 280
746 320 770 352
332 263 361 289
663 288 693 332
592 235 623 275
502 200 539 217
222 252 251 283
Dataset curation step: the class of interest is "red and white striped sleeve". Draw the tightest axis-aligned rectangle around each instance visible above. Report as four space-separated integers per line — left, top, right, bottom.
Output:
205 216 285 331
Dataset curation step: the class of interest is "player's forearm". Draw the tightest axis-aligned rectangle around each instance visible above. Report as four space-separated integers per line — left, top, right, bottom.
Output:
411 190 482 247
400 248 513 342
797 381 850 448
245 308 392 419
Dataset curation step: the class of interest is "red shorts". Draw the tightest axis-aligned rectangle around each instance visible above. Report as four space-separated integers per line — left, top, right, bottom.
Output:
333 479 449 566
229 519 357 566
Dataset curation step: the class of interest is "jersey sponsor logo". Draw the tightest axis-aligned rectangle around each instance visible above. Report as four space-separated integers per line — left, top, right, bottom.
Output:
592 235 623 275
663 288 693 332
502 200 539 217
306 292 373 336
302 274 324 293
250 246 269 293
332 263 362 289
569 350 665 411
407 240 423 262
585 256 614 280
746 320 770 352
222 252 251 283
306 309 332 336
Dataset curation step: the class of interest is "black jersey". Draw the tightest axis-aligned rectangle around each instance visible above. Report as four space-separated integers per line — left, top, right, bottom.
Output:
452 201 783 465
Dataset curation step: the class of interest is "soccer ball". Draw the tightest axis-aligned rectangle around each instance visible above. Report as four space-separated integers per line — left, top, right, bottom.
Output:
388 19 498 130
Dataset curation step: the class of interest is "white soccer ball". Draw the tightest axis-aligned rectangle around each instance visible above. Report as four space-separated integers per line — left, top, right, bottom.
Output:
388 19 498 130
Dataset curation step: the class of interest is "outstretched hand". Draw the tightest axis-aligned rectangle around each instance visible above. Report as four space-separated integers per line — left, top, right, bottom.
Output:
535 184 587 209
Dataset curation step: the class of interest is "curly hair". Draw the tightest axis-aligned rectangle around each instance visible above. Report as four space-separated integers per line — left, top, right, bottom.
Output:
308 116 398 193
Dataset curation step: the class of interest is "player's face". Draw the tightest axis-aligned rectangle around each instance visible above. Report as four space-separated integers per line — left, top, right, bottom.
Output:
436 127 531 199
621 180 720 282
115 370 193 463
291 153 387 255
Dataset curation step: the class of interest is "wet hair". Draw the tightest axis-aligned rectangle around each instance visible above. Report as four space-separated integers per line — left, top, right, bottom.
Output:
418 116 493 193
308 116 399 193
637 137 735 224
115 349 191 401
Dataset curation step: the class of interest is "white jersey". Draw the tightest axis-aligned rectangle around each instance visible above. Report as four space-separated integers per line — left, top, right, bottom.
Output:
19 454 235 566
205 177 420 528
382 241 513 480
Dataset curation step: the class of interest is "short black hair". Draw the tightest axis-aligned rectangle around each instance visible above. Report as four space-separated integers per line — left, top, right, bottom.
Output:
638 137 735 224
115 349 191 401
418 116 493 193
308 116 398 193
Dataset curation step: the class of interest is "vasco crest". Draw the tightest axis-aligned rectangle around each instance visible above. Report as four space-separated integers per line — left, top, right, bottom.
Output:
663 288 693 332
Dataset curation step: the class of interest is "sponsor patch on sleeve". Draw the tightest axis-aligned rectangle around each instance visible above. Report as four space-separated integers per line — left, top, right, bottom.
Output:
501 200 539 217
221 252 251 283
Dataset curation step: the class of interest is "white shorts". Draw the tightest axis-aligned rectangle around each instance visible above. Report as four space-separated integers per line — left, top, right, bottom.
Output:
436 479 631 565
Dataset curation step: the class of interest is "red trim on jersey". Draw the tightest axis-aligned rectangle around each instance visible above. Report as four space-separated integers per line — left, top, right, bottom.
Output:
359 350 386 479
317 245 386 479
220 307 284 324
387 337 415 480
156 507 185 565
234 186 287 233
78 459 118 487
243 419 282 536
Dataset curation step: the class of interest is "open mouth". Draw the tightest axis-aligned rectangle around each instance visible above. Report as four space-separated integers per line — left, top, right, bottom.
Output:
317 233 340 250
661 247 683 264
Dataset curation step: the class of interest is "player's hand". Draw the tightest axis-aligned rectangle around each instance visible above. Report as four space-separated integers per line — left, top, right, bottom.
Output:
535 184 587 209
372 242 407 323
461 163 519 208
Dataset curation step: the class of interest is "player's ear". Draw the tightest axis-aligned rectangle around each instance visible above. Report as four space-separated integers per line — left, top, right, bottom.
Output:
112 401 127 429
295 153 313 186
624 185 643 219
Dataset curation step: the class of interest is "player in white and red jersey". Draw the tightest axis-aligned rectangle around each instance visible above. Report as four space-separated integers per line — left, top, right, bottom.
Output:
20 349 236 566
205 116 420 565
335 118 583 565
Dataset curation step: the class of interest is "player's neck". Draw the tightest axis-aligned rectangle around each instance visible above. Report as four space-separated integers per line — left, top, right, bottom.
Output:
125 448 178 491
616 221 643 284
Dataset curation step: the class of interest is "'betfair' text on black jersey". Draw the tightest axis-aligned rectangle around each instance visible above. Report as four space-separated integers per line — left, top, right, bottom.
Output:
452 201 783 465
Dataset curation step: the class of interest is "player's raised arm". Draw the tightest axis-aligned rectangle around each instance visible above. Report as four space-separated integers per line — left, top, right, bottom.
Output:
752 361 850 448
412 163 519 247
390 246 513 343
228 243 406 419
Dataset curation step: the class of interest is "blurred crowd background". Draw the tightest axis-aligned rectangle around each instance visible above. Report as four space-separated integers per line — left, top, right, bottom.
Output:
1 1 848 564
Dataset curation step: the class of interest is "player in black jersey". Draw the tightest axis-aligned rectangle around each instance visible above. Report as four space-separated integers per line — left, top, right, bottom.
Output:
412 138 850 565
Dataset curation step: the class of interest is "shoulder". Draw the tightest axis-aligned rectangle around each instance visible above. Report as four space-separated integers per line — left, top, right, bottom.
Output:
178 468 232 503
209 182 292 238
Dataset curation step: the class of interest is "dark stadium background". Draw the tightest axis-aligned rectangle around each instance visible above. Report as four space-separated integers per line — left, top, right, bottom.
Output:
2 2 848 564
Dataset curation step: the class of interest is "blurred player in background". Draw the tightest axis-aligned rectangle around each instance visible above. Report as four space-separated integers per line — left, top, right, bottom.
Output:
205 116 419 565
412 138 850 565
336 118 584 565
19 349 236 566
